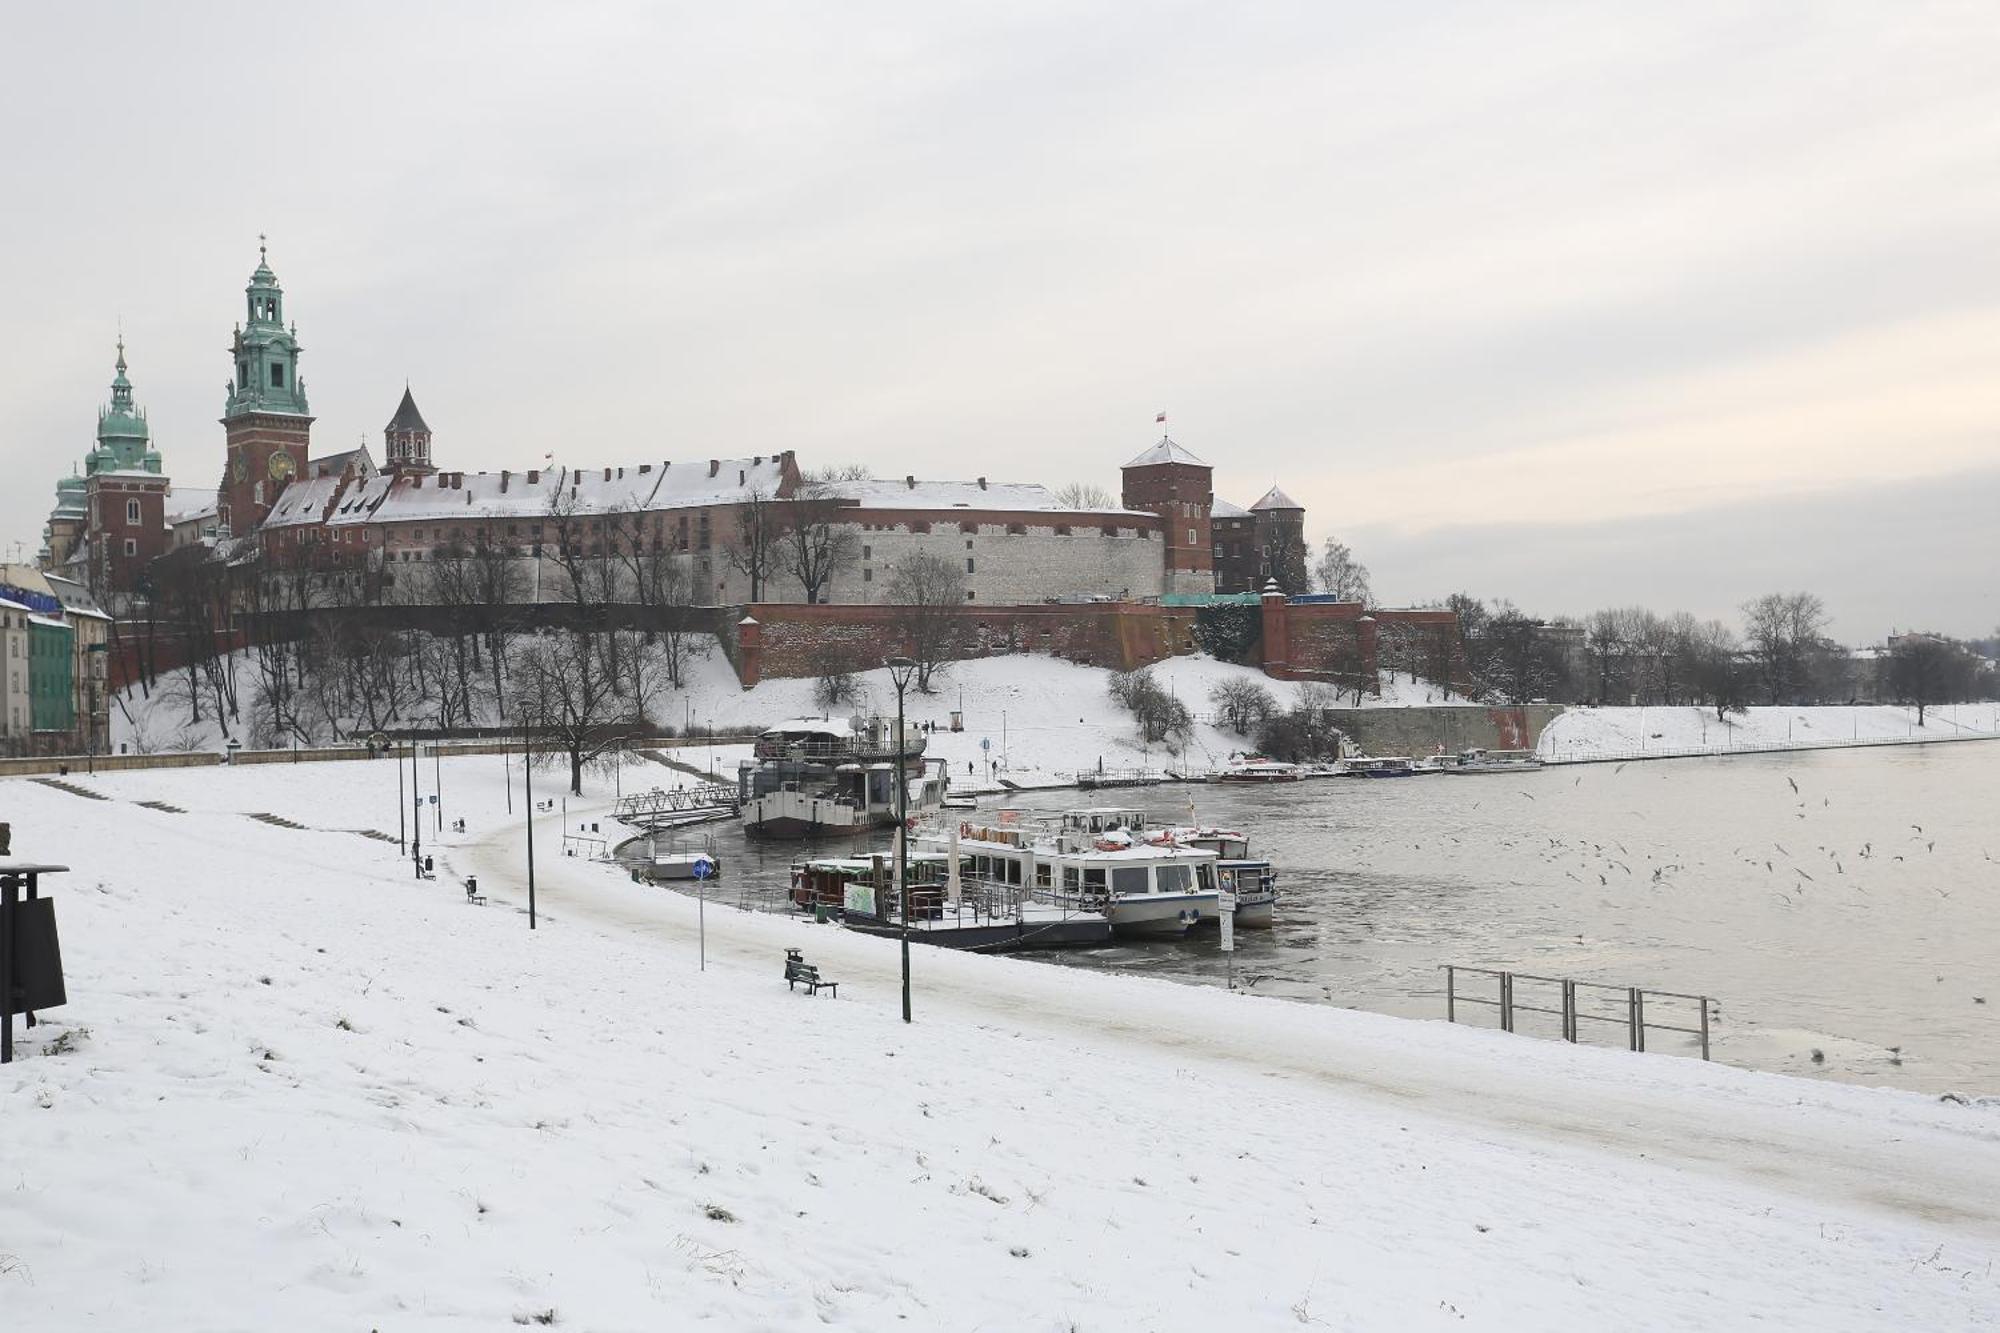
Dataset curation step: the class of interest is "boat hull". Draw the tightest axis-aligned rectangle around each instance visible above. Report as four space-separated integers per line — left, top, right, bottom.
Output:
842 916 1112 951
1230 896 1276 928
1108 891 1219 938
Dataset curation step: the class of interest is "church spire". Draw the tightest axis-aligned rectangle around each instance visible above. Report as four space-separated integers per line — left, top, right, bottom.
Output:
226 238 309 419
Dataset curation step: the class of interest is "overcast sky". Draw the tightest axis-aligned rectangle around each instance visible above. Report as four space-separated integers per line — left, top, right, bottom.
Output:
3 2 1995 640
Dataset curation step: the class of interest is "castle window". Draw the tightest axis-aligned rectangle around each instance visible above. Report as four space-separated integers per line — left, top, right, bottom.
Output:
1006 523 1026 535
966 557 975 574
238 361 249 388
863 568 873 583
123 538 137 557
126 500 140 524
910 521 931 534
1187 528 1197 545
270 363 286 388
1054 525 1071 536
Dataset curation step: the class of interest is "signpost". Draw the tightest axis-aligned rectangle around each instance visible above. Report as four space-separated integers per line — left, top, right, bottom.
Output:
692 854 714 972
1218 887 1238 990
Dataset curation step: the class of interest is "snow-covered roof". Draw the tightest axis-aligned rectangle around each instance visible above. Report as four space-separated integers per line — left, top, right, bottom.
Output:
1210 497 1249 519
325 458 791 526
309 445 376 480
28 614 71 630
164 492 219 525
834 478 1152 519
1123 436 1208 469
0 595 31 613
761 717 855 738
262 474 347 528
42 575 109 619
1249 485 1303 512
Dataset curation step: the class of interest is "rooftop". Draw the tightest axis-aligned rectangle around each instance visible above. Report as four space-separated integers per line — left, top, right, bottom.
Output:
1249 485 1304 512
323 457 793 527
1123 436 1209 469
832 477 1151 519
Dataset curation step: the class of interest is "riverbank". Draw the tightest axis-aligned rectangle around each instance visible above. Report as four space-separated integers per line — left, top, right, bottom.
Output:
3 758 1997 1328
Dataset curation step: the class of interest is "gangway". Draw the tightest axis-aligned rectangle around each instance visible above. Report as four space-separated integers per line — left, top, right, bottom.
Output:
614 783 739 828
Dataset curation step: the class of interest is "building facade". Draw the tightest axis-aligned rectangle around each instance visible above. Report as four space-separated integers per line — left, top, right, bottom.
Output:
1119 437 1216 598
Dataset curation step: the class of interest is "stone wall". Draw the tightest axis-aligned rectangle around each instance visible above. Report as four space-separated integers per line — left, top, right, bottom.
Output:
736 602 1199 685
819 519 1166 606
1325 704 1564 757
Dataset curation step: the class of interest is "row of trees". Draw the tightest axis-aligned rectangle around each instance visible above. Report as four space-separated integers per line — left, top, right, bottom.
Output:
1446 590 1995 717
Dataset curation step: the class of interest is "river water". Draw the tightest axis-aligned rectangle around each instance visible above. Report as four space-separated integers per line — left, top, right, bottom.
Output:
681 740 2000 1096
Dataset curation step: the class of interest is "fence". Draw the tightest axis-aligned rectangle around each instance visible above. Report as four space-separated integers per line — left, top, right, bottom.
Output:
1444 965 1713 1060
1541 725 2000 767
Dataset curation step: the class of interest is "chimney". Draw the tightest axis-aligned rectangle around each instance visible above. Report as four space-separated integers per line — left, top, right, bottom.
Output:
527 469 539 484
638 463 651 474
499 470 510 493
738 469 746 486
753 454 764 465
977 477 987 490
709 459 720 477
604 467 612 482
906 475 916 489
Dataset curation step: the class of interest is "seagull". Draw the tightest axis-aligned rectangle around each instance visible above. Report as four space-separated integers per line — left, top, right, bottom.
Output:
1786 777 1799 795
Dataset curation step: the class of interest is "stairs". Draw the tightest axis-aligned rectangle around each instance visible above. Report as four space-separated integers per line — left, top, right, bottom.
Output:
33 778 110 801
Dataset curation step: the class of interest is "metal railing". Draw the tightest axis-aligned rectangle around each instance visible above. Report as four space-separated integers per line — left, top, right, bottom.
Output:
1540 728 2000 766
1443 965 1713 1060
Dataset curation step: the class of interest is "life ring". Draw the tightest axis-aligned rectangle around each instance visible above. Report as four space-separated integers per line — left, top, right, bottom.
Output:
959 821 973 838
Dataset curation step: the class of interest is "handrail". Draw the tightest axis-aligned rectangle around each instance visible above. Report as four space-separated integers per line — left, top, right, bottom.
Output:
1443 964 1713 1059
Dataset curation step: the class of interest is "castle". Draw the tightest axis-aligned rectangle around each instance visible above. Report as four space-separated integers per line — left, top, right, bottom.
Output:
41 245 1319 614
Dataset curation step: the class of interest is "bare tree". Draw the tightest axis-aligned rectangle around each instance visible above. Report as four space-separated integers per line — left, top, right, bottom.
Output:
1209 679 1277 736
511 629 659 794
1888 634 1979 725
1312 537 1372 604
1741 592 1830 704
777 476 860 604
1691 620 1749 721
724 487 779 603
885 552 965 693
1054 481 1115 509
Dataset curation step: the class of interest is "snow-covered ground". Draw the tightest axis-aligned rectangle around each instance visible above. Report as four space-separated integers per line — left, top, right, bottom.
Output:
3 758 1997 1329
1540 702 2000 760
113 640 2000 781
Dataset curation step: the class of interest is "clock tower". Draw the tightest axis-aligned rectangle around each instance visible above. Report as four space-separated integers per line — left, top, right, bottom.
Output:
217 238 313 537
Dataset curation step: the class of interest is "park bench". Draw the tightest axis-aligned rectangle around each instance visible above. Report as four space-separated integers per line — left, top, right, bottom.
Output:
783 948 838 997
463 876 486 906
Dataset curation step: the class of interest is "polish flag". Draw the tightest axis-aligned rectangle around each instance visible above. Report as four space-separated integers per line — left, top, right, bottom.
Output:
1156 411 1167 423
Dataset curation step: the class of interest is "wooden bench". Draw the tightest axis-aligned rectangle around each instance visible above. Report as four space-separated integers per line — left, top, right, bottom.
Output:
783 948 838 997
463 877 486 906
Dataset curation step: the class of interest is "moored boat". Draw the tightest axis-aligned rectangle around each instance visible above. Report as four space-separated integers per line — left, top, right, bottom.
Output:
1442 748 1546 774
1343 755 1418 778
1214 757 1305 783
738 716 948 838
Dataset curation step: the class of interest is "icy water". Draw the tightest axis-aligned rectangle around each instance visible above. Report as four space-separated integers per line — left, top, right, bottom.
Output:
686 741 2000 1095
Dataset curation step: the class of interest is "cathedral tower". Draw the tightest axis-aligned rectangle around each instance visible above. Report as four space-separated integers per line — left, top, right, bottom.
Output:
384 386 434 475
218 239 312 536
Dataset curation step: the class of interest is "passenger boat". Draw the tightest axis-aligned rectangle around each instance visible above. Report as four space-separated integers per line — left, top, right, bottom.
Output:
1048 807 1278 929
1442 748 1546 774
913 812 1222 938
1213 757 1305 783
737 716 948 838
940 792 979 811
1343 755 1417 778
790 850 1112 950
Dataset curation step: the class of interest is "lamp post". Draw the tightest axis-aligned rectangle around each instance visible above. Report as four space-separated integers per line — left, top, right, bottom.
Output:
523 718 537 930
886 655 917 1023
410 738 422 879
397 736 406 854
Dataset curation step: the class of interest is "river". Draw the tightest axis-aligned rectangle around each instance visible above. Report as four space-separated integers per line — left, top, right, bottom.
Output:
677 740 2000 1096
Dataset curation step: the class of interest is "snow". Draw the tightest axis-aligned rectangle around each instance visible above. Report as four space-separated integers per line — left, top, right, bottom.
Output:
831 476 1151 519
3 758 1997 1329
1540 702 2000 760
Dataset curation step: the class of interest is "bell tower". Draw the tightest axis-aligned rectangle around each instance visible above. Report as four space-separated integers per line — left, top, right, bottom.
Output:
218 237 313 536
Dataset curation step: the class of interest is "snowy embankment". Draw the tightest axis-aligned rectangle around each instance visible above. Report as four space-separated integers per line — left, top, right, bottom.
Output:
1540 702 2000 762
3 759 1998 1330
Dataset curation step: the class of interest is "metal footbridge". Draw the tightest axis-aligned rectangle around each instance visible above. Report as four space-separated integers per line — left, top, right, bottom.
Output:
614 784 740 828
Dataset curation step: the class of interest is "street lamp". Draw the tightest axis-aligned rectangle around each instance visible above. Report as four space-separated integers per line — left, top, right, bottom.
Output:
886 655 917 1023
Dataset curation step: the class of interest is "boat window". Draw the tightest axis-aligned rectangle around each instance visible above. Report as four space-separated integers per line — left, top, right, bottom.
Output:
1157 863 1192 893
1063 866 1081 891
1112 866 1150 896
1035 862 1052 888
1082 868 1105 889
1006 858 1022 885
1195 863 1214 890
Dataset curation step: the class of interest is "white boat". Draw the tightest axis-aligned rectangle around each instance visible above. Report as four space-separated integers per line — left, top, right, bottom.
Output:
1213 757 1305 783
1343 755 1417 778
1050 807 1279 930
1442 748 1546 775
916 811 1221 939
738 716 948 838
940 792 979 811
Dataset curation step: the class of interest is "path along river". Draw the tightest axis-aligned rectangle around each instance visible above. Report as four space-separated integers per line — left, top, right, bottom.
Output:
674 739 2000 1096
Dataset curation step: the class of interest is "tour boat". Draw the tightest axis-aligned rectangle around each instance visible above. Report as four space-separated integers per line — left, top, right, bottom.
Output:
1214 757 1306 783
1056 807 1280 929
1343 756 1418 778
1442 748 1546 775
790 851 1112 950
738 716 948 838
913 812 1222 939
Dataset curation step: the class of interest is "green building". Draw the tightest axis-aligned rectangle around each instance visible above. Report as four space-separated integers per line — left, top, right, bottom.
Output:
29 614 75 736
